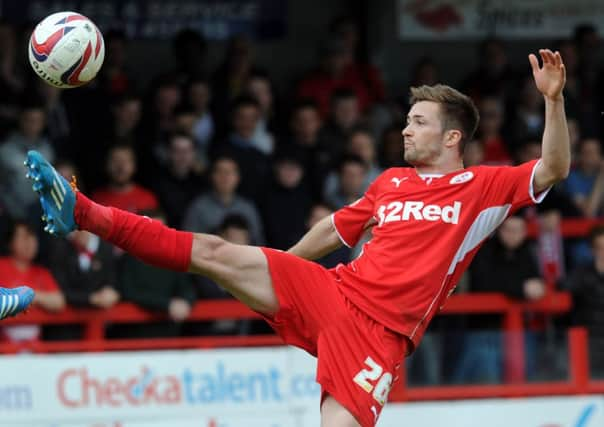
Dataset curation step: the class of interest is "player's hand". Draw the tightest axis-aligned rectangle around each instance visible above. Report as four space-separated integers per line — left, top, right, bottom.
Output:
528 49 566 101
169 298 191 322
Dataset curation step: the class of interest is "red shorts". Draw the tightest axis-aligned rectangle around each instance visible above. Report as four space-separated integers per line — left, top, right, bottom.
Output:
260 248 408 427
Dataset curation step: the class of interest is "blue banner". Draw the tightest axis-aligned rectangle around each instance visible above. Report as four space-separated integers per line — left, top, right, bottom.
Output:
1 0 287 40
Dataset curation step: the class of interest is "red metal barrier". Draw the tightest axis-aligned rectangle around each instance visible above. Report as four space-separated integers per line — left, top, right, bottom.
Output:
1 293 601 402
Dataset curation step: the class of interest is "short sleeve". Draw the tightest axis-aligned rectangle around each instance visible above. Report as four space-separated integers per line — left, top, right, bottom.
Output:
332 181 378 247
483 159 551 209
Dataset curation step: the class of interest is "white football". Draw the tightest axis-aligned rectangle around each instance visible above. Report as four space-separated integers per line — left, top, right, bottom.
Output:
28 11 105 88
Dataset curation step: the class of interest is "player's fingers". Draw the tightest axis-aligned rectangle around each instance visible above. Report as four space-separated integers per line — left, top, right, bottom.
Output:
539 49 548 65
546 49 557 65
528 53 540 72
554 51 562 68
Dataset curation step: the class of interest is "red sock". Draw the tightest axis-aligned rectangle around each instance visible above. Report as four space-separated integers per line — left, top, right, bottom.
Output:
74 192 193 272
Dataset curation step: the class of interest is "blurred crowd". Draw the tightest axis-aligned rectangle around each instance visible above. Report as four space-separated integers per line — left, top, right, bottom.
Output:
1 15 604 384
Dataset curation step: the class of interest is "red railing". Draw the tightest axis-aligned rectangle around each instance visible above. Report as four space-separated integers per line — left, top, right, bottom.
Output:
3 292 603 402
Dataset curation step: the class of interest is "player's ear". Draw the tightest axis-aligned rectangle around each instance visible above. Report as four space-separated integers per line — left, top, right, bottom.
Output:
444 129 462 148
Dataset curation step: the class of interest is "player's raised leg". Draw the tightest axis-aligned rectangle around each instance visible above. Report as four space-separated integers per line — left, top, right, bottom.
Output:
0 286 35 320
24 150 278 314
25 150 363 424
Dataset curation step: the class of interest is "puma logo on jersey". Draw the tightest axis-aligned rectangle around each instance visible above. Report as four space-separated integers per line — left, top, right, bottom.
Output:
391 177 408 187
377 201 462 226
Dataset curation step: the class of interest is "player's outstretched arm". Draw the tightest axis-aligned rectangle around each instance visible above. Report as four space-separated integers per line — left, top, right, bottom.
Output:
287 215 343 261
529 49 571 194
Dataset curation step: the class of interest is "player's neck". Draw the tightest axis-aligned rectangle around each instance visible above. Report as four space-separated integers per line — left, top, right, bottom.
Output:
414 160 464 176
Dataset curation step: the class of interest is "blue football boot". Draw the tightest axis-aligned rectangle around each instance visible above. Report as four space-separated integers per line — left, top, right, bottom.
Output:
24 150 77 236
0 286 35 320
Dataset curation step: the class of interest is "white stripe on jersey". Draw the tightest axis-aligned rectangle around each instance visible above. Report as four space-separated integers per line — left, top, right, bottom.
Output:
410 204 512 339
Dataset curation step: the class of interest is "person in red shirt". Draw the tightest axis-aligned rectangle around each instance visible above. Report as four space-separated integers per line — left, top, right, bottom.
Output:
0 221 65 341
91 144 159 213
297 36 384 118
29 49 569 427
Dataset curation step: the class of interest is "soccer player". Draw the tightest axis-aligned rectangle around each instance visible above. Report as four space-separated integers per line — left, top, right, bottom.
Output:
26 49 568 426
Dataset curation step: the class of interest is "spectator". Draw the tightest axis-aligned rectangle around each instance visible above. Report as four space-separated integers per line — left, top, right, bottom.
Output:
140 74 182 167
564 138 604 217
45 229 118 340
212 35 255 130
460 37 517 101
85 93 143 190
0 221 65 343
0 102 54 219
297 35 381 118
115 209 196 338
261 149 312 249
108 93 143 147
347 127 383 182
477 96 512 164
453 216 545 383
92 145 159 213
566 225 604 378
184 76 214 156
48 229 118 310
217 95 271 203
287 99 332 199
245 69 279 155
328 14 386 108
324 154 368 209
152 133 206 227
182 155 264 245
324 127 382 196
97 29 134 97
507 74 545 145
320 88 364 160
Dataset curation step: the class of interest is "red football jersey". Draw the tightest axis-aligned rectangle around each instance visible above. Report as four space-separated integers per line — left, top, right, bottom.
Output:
331 159 547 352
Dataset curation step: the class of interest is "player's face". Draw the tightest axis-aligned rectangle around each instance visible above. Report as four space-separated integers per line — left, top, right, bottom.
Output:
402 101 445 166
